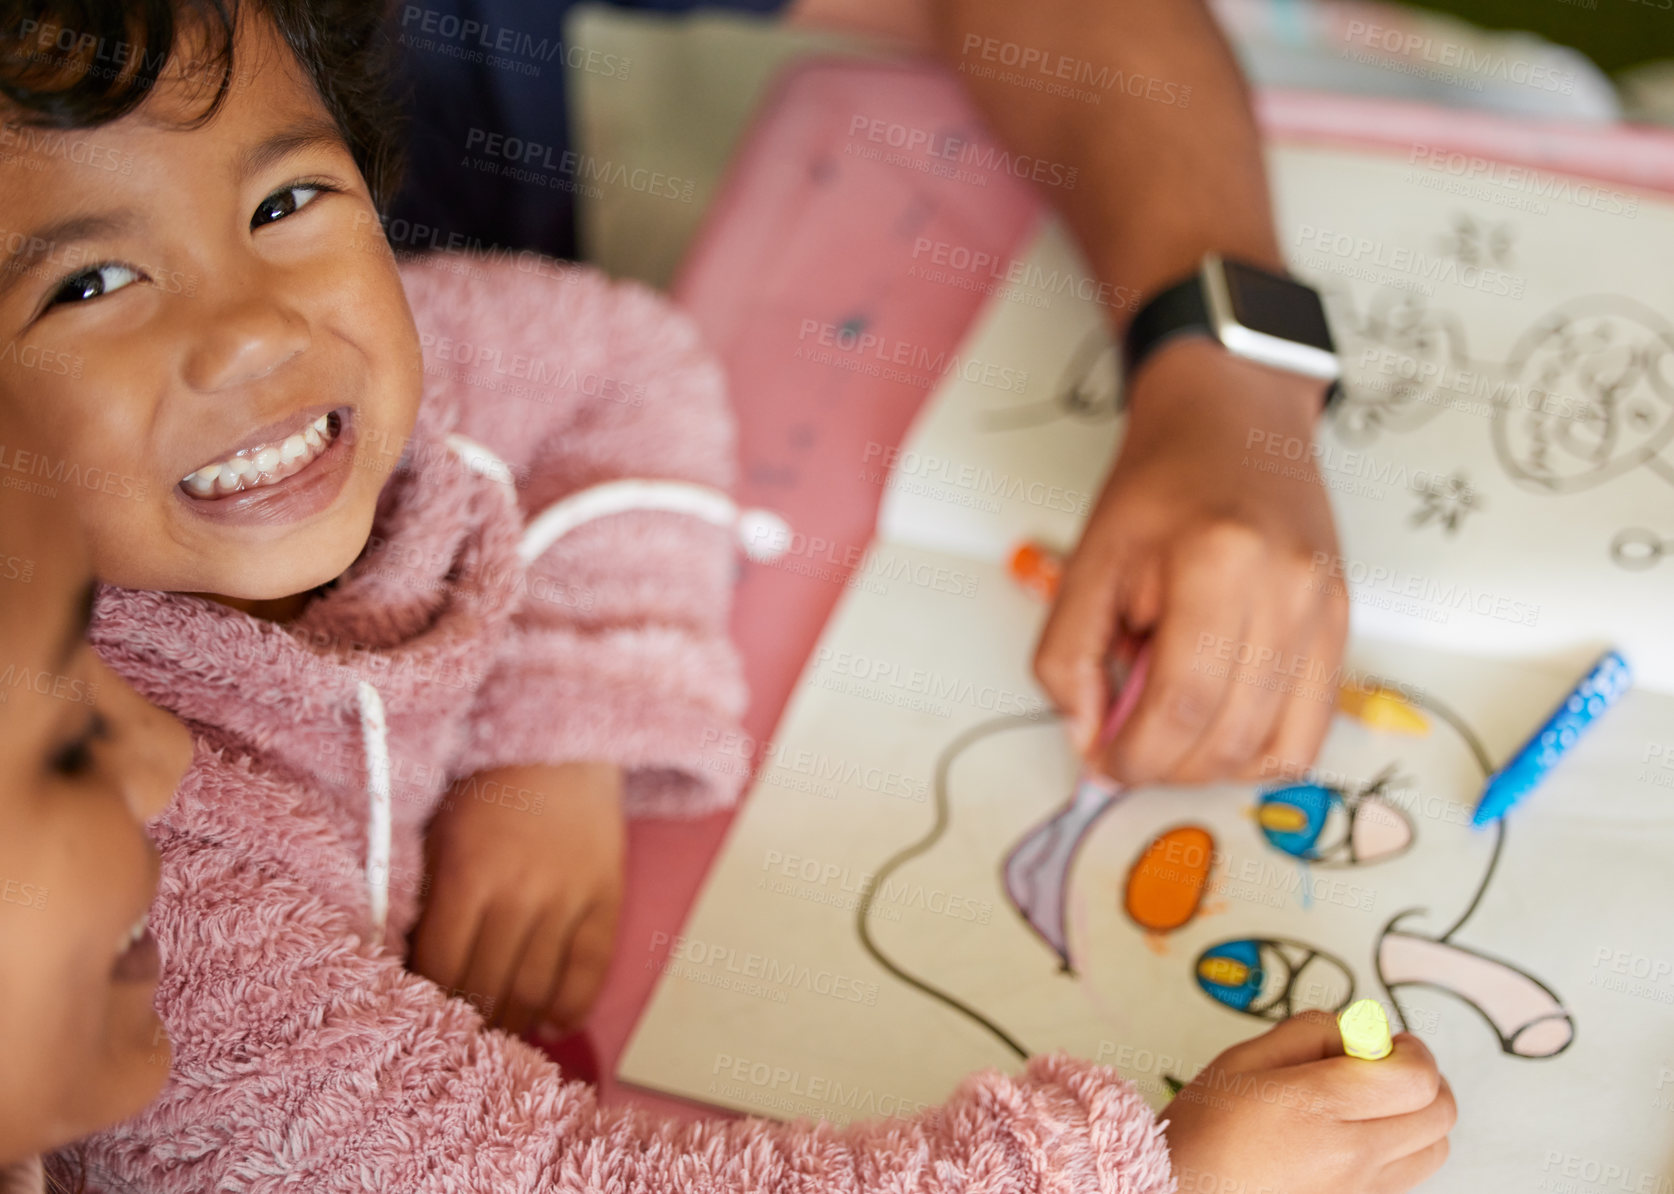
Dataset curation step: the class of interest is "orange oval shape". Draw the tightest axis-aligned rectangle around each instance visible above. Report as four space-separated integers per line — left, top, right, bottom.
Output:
1124 825 1215 933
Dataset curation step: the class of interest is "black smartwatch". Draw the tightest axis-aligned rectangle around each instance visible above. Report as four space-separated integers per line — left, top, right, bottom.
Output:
1122 254 1341 409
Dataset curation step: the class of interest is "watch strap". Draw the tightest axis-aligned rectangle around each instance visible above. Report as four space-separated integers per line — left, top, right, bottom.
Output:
1121 272 1210 388
1121 262 1342 411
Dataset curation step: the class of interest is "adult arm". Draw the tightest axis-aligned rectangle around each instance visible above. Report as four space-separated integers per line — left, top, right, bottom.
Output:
793 0 1348 785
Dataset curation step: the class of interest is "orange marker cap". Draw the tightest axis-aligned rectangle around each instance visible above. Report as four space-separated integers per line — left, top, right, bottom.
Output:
1008 541 1063 602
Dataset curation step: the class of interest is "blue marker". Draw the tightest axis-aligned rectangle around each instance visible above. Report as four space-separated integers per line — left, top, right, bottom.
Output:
1472 650 1632 827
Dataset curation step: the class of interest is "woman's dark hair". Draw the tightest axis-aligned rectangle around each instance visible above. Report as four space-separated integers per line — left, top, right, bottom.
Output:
0 0 406 212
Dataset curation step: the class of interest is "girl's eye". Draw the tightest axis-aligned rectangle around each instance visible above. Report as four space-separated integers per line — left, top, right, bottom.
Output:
49 263 140 308
50 712 109 778
251 183 332 230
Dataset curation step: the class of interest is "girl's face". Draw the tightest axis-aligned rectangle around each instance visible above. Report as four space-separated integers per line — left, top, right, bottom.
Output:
0 470 192 1164
0 15 423 603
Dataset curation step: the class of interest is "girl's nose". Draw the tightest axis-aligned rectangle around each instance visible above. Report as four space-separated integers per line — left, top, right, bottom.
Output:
92 657 192 822
181 288 312 394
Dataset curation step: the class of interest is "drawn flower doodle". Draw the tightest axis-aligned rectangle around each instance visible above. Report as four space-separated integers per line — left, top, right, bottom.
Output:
1494 297 1674 494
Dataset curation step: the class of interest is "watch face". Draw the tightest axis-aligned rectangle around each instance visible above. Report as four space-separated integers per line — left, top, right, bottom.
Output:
1221 260 1336 352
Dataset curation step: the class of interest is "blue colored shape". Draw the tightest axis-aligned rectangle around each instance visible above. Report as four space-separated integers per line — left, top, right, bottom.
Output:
1197 939 1264 1012
1257 783 1338 860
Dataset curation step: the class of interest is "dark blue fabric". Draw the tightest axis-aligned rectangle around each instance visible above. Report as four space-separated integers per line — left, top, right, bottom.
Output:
387 0 791 261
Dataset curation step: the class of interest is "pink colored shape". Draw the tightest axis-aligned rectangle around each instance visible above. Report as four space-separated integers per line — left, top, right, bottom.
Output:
1350 797 1413 861
1380 930 1573 1058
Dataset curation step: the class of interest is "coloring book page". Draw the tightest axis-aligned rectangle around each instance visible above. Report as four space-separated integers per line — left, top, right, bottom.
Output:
621 140 1674 1189
880 144 1674 687
620 550 1674 1189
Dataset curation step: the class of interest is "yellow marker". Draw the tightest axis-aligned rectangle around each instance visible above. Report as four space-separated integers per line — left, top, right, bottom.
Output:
1338 998 1393 1060
1256 803 1309 833
1337 686 1430 736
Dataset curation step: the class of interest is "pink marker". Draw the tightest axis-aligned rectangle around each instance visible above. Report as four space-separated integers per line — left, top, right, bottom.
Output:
1093 639 1153 761
1003 639 1152 969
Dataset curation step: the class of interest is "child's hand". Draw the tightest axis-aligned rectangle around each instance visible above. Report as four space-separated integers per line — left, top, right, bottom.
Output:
1163 1011 1456 1194
411 761 625 1039
1034 339 1349 786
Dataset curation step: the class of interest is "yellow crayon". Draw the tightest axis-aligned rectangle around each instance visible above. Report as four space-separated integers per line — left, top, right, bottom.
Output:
1337 685 1430 736
1338 998 1394 1060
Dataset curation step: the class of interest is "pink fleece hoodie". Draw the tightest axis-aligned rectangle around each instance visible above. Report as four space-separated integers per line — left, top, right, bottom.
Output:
72 253 1175 1193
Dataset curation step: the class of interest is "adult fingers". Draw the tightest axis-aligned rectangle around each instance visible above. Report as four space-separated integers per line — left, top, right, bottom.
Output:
1034 534 1127 757
1166 585 1292 784
1100 525 1260 783
1242 587 1348 783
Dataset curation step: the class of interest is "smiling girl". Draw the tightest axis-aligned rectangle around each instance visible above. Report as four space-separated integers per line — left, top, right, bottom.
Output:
0 408 192 1193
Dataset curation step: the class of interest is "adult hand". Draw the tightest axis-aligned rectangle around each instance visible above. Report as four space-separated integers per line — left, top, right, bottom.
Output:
1035 338 1349 785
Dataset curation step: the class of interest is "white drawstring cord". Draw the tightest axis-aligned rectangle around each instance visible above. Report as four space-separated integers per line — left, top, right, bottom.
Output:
444 433 519 488
445 433 791 564
518 478 790 564
356 680 393 939
346 436 795 936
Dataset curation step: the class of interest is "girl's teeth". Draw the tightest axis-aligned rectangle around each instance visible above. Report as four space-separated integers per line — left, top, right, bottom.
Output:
180 412 341 498
183 466 221 497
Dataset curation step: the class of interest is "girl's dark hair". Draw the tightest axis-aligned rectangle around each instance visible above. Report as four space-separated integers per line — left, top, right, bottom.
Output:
0 0 406 212
43 1148 87 1194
